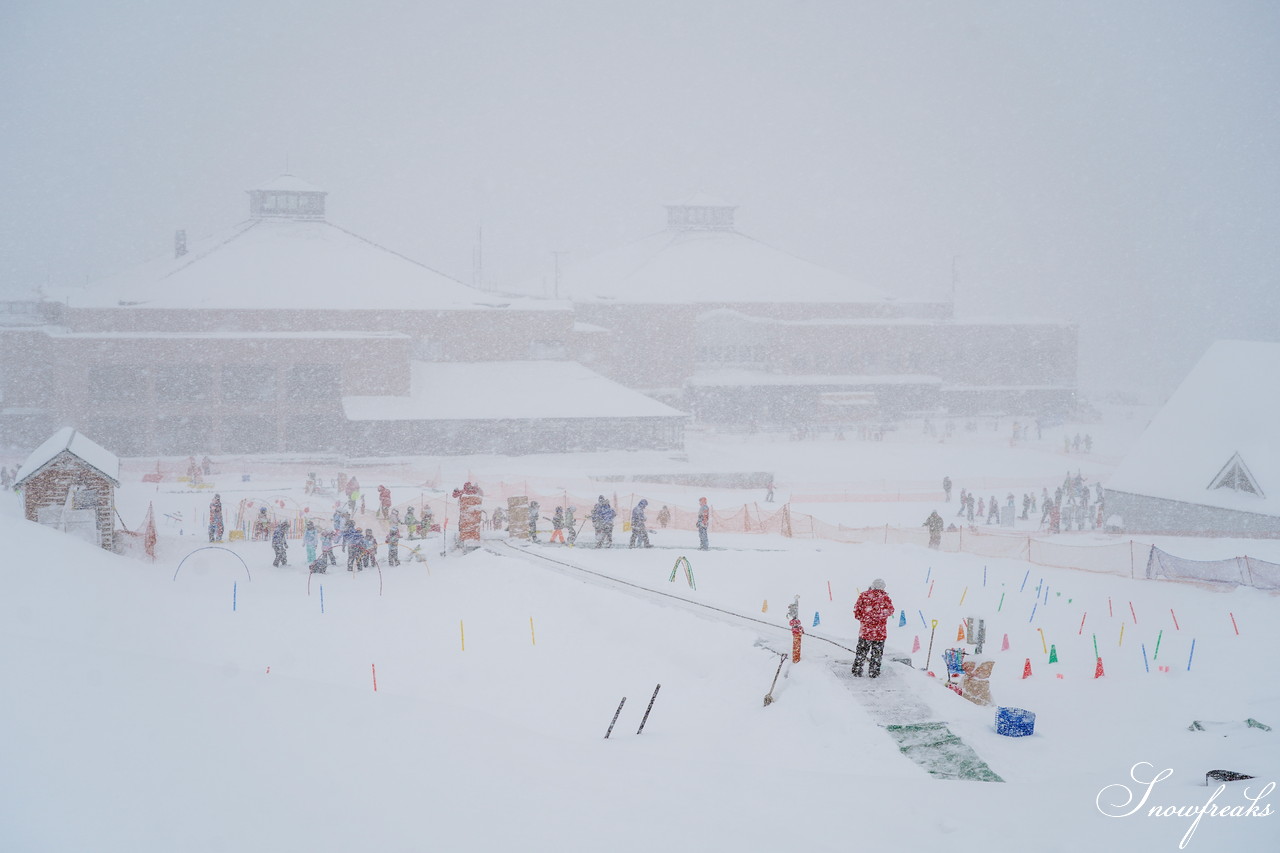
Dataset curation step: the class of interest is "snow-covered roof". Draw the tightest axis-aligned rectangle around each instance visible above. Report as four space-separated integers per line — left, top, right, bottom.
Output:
16 427 120 486
343 361 687 422
687 370 942 388
508 228 893 305
55 219 552 313
1106 340 1280 518
667 192 736 208
252 174 326 193
43 329 410 342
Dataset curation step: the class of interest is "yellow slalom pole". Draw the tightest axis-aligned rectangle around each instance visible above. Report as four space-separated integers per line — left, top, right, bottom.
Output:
959 586 968 606
1118 622 1125 646
1037 627 1047 654
530 616 536 646
460 620 466 652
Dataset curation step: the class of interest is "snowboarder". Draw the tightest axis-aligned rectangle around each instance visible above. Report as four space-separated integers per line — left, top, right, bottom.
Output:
924 510 943 549
942 476 952 502
696 497 710 551
590 496 615 548
208 493 224 542
303 519 318 564
629 499 651 548
657 505 671 529
385 526 401 566
852 579 895 678
271 521 289 567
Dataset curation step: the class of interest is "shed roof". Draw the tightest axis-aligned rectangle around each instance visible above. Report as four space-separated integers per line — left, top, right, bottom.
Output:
16 428 121 487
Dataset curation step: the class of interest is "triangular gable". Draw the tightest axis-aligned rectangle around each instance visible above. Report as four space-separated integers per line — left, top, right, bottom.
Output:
1208 452 1264 498
15 428 121 488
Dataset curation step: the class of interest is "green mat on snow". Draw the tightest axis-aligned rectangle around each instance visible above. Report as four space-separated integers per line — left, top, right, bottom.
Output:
884 722 1004 783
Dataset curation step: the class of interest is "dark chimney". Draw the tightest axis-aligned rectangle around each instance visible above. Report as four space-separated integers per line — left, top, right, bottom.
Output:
175 229 187 259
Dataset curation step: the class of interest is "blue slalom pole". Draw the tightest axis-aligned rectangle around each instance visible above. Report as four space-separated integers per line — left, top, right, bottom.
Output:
1020 570 1029 593
320 584 325 614
1029 602 1038 623
233 582 237 612
1187 638 1196 672
983 565 987 587
918 609 927 629
1142 643 1150 673
925 567 931 584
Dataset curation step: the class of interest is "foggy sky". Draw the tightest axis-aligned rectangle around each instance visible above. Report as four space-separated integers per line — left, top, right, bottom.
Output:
2 0 1278 396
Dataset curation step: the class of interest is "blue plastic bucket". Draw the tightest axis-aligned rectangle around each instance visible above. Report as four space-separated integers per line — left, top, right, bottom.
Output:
995 707 1036 737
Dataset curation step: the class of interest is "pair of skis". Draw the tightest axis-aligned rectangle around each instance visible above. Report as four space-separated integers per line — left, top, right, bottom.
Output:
604 684 662 738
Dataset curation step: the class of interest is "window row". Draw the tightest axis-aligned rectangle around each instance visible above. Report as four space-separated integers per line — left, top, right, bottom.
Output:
87 363 338 404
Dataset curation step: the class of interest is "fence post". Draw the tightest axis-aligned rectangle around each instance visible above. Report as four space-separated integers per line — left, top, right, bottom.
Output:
1027 536 1032 562
884 523 888 544
1130 540 1134 578
744 504 749 532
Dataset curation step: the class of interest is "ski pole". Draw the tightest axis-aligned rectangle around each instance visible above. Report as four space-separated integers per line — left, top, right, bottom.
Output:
924 619 939 671
636 684 662 734
604 697 626 739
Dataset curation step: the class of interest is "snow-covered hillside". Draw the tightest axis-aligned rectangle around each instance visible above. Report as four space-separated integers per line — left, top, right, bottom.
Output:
2 420 1277 852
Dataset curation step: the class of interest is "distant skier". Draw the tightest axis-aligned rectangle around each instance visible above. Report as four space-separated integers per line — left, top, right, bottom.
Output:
696 497 710 551
955 488 967 518
404 506 418 539
590 496 615 548
942 476 952 502
852 579 895 678
208 493 224 542
630 499 651 548
271 521 290 567
527 501 541 542
303 519 318 564
924 510 943 549
657 505 672 529
550 507 567 544
564 506 577 545
377 485 392 520
385 526 401 566
321 527 336 566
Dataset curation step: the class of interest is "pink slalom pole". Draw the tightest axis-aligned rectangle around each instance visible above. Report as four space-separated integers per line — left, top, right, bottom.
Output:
1230 612 1239 635
372 663 378 692
1129 601 1138 624
1078 612 1087 635
827 580 832 601
1170 609 1180 630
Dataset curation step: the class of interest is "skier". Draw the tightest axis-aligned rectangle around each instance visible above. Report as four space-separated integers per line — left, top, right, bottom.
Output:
550 507 566 544
404 506 417 539
321 527 336 566
253 507 271 541
696 497 710 551
303 519 318 564
527 501 541 542
201 455 213 476
564 506 577 545
852 579 895 678
377 485 392 520
977 497 985 520
271 521 289 567
765 480 775 503
590 496 615 548
629 499 651 549
344 522 363 572
208 493 224 542
955 488 967 517
966 494 975 525
657 505 672 529
942 476 952 502
924 510 943 549
987 495 999 525
385 526 401 566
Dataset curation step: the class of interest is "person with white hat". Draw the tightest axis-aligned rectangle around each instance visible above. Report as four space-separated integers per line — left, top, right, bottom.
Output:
852 579 895 678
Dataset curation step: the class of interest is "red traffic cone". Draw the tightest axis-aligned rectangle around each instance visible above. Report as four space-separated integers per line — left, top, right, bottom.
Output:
1022 658 1033 679
1094 657 1105 678
912 635 921 653
1001 633 1010 651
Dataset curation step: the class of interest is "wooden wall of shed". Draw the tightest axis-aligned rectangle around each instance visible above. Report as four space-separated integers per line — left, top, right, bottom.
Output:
21 453 116 551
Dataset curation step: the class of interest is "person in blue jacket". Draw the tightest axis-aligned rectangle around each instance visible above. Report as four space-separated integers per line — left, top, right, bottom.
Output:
590 496 615 549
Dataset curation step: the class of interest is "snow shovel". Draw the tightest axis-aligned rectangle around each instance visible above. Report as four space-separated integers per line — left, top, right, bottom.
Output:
763 653 787 707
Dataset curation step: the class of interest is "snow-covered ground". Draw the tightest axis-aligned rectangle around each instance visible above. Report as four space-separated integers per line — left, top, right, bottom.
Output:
2 411 1277 852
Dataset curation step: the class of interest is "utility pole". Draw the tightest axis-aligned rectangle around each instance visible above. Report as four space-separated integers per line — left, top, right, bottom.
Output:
552 250 570 299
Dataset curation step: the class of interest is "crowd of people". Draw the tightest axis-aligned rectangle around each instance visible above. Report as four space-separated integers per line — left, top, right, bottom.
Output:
935 469 1107 542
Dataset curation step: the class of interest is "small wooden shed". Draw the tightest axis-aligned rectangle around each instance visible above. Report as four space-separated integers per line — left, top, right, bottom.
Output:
16 427 121 551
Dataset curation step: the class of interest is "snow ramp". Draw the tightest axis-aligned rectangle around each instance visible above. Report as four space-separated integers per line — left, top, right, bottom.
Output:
830 660 1003 783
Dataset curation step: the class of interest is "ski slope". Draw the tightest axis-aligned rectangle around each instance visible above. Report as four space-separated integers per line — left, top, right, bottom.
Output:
2 419 1278 852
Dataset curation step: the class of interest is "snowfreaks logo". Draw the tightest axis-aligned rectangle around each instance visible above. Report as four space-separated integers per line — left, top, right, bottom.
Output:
1096 762 1275 849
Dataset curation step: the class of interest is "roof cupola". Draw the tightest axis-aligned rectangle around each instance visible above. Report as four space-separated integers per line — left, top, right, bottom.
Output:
247 174 327 220
665 193 737 231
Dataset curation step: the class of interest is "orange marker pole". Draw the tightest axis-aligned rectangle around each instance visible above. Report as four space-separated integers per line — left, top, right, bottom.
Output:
460 620 466 652
372 663 378 692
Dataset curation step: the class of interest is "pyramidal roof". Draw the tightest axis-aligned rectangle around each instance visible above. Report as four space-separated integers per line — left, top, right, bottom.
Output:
510 202 891 305
1106 340 1280 517
54 178 540 312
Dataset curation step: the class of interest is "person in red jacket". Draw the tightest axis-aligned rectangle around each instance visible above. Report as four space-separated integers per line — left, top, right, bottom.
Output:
852 578 895 678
